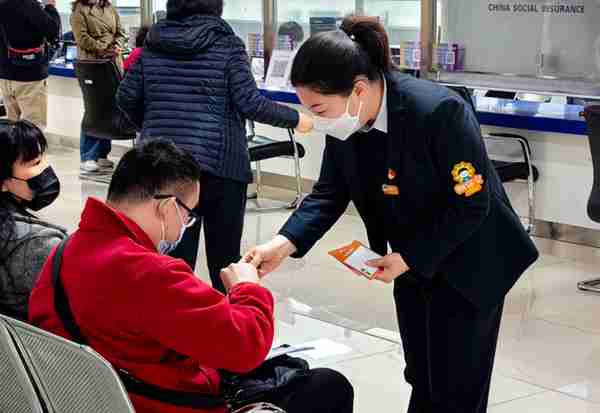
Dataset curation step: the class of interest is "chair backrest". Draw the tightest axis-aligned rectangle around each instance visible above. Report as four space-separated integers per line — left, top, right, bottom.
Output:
74 59 136 141
585 105 600 222
0 318 45 413
0 314 135 413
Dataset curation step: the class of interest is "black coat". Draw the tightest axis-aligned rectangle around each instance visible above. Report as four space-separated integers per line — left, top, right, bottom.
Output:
0 0 60 82
280 71 538 310
116 15 299 183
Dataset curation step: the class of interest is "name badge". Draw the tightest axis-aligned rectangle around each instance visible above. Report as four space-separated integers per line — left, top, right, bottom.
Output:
382 184 400 196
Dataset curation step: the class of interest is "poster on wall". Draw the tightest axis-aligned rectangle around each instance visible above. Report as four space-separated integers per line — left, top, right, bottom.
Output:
265 50 295 89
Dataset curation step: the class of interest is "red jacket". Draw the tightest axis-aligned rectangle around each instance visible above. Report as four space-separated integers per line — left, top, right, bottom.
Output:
123 47 143 71
29 198 275 413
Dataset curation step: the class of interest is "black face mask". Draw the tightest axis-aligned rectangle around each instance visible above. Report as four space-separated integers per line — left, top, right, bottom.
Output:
11 166 60 211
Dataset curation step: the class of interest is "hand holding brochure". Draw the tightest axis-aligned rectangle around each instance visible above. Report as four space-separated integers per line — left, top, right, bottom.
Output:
329 241 382 279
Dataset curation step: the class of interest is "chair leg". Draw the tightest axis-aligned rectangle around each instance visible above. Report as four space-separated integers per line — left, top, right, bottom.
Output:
485 134 536 233
256 161 263 199
246 129 304 212
527 177 535 233
578 278 600 293
521 138 536 233
289 136 303 210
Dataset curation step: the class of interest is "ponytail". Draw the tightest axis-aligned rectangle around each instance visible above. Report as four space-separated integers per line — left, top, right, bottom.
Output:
291 15 393 96
340 16 392 74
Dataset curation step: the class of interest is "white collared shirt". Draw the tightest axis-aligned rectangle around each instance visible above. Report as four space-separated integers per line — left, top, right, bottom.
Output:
362 76 388 134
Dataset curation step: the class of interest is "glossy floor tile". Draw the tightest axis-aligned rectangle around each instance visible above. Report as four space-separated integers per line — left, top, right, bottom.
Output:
36 146 600 412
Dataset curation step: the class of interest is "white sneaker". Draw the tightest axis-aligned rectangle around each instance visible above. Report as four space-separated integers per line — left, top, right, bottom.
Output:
80 160 100 173
97 158 115 169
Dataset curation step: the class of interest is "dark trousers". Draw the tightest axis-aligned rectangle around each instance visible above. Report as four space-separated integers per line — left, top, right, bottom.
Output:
170 173 247 293
268 368 354 413
394 274 504 413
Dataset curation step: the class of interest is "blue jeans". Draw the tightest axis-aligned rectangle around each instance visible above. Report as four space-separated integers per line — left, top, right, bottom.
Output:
80 132 111 162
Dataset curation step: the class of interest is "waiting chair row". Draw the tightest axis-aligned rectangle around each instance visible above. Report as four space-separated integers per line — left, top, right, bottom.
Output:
0 314 285 413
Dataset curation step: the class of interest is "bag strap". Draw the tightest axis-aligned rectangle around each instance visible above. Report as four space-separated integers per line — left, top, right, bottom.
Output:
1 22 47 52
52 237 87 345
50 237 228 409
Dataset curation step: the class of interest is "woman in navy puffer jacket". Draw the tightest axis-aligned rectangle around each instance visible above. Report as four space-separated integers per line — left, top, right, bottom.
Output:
117 0 313 292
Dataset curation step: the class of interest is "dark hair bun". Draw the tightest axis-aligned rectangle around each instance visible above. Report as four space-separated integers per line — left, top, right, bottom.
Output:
340 16 391 74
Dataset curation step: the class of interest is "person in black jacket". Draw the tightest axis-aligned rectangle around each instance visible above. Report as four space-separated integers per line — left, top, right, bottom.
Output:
116 0 313 293
0 0 60 130
245 16 539 413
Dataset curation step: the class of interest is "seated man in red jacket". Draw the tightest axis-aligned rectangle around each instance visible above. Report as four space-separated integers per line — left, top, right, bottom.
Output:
29 140 353 413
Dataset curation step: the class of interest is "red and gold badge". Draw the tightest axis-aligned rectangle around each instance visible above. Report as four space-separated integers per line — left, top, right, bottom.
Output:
452 162 484 197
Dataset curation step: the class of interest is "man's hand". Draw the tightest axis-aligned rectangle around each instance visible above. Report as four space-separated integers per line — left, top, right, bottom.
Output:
366 253 410 284
220 262 260 292
243 235 297 277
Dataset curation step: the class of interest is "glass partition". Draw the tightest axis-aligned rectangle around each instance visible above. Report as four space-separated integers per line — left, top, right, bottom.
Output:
222 0 263 42
150 0 264 46
274 0 422 70
143 0 424 79
363 0 420 44
276 0 422 44
277 0 355 47
435 0 600 94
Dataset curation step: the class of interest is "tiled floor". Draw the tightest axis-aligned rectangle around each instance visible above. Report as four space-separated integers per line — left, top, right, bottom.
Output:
40 146 600 412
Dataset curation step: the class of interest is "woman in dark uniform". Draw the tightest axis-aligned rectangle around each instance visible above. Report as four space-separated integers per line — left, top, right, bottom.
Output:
245 15 539 412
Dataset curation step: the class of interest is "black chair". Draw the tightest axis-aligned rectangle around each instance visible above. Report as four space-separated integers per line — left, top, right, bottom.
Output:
74 59 136 183
448 86 539 233
578 105 600 292
247 120 306 212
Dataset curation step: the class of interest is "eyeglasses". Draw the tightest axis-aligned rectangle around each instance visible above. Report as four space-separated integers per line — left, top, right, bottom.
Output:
154 194 198 227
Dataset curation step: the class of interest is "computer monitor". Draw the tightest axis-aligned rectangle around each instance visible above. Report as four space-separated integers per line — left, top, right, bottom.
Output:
65 45 77 62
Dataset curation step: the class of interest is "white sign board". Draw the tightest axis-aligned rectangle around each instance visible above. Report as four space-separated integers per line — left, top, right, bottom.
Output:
265 49 295 89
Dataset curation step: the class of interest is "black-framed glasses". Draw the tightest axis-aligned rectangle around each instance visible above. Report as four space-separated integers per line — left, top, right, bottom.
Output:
154 194 198 227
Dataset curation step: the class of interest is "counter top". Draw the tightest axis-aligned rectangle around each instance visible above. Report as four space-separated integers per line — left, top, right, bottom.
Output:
437 71 600 100
258 84 588 136
48 63 588 136
474 96 586 135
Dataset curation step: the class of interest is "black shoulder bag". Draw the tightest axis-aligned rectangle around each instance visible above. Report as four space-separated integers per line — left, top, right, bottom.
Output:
51 237 309 411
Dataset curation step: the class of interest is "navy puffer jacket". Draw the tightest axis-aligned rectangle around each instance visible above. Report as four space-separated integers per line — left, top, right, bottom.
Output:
116 15 299 183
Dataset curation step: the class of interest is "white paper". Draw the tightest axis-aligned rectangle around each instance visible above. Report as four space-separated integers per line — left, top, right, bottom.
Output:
344 245 382 278
267 344 316 360
296 339 353 360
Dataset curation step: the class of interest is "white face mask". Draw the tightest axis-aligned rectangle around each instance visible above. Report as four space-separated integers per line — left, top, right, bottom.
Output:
312 96 364 141
157 203 187 255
